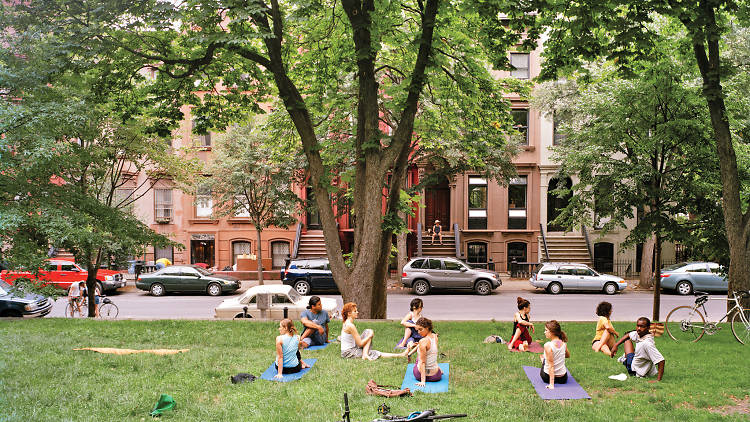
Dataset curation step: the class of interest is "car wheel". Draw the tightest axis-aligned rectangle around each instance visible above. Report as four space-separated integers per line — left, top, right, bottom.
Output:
603 282 618 295
547 282 563 295
412 279 430 296
150 283 165 297
474 280 492 296
206 282 222 297
233 313 253 319
676 281 693 296
293 280 312 295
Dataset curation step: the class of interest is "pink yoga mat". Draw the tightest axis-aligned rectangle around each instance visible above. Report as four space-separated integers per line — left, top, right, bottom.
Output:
510 341 544 353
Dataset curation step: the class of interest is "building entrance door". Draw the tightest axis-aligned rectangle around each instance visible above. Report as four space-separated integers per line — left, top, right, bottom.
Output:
191 235 215 267
425 179 450 229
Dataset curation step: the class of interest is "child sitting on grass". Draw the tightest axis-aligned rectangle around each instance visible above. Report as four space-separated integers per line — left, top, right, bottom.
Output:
396 298 424 349
508 297 534 351
592 301 619 356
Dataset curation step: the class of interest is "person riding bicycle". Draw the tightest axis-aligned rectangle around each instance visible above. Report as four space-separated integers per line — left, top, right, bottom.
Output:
610 317 665 382
68 281 84 316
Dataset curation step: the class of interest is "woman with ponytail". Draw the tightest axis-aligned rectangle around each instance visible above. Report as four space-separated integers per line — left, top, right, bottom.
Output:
508 297 534 351
274 318 309 378
539 320 570 389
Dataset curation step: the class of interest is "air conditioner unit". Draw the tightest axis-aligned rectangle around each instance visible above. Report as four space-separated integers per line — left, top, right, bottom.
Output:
155 217 172 224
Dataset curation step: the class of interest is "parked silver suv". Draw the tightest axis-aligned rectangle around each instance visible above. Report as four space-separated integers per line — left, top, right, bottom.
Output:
401 257 501 296
530 262 627 295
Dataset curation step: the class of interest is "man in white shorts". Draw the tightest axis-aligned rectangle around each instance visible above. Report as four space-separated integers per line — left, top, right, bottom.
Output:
68 281 84 316
611 317 665 382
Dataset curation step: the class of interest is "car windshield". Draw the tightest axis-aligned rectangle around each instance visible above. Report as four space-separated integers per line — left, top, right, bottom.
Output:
193 266 212 276
288 289 301 303
663 262 688 271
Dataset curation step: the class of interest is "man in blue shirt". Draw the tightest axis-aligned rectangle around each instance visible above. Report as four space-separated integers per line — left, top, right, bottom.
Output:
299 296 330 349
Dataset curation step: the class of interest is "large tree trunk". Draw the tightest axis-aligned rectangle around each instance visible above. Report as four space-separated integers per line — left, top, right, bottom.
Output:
652 237 662 321
639 235 655 289
689 13 750 310
85 248 104 318
255 227 264 285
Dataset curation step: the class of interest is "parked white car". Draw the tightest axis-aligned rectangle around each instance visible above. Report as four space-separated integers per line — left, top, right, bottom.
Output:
530 262 627 295
214 284 337 319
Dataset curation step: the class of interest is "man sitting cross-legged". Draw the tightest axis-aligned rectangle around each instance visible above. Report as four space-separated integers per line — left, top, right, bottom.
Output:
610 317 665 382
299 296 330 349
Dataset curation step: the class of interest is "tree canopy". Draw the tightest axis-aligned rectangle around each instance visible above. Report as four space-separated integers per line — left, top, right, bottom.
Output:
3 0 534 317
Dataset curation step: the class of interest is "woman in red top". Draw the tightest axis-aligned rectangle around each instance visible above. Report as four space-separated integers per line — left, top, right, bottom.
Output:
508 297 534 351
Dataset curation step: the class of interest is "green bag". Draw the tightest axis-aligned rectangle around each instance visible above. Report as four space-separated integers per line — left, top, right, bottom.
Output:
150 394 175 417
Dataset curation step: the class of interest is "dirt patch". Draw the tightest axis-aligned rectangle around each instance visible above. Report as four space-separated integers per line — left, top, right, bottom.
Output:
681 395 750 417
708 395 750 417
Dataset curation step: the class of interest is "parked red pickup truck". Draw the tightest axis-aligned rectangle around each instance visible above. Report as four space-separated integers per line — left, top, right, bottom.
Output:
1 259 126 293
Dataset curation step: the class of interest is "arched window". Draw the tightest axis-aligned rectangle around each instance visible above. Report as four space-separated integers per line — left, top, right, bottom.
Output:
232 241 252 266
466 242 488 269
507 242 527 271
271 241 290 269
594 242 614 273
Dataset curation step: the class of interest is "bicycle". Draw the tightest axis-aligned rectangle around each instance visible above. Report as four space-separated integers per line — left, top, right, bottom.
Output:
665 289 750 344
336 393 466 422
65 295 119 319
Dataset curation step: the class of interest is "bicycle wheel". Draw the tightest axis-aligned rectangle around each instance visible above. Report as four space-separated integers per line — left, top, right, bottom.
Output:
65 302 84 318
665 305 705 342
98 302 119 319
730 309 750 345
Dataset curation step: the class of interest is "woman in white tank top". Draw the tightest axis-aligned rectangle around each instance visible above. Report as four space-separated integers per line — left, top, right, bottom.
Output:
340 302 407 360
539 320 570 388
411 317 442 386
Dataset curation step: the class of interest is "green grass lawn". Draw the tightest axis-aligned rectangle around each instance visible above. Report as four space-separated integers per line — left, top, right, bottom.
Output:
1 319 748 421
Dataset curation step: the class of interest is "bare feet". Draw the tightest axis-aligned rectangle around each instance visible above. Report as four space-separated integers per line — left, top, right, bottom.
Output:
301 361 310 369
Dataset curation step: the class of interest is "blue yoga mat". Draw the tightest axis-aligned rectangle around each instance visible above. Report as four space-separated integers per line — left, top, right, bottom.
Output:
522 366 590 400
401 363 450 393
305 342 330 351
260 359 317 382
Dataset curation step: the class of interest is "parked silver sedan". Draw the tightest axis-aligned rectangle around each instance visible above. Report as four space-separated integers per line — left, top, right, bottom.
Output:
530 262 627 295
401 257 501 295
660 262 727 295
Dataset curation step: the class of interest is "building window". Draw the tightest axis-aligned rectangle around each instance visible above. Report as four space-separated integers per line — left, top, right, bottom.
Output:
232 241 252 266
510 53 530 79
154 246 173 262
234 196 250 218
196 186 213 218
512 109 529 145
507 242 528 271
192 119 211 148
553 114 566 145
271 241 290 269
467 242 488 269
508 176 527 229
155 188 173 222
467 176 487 230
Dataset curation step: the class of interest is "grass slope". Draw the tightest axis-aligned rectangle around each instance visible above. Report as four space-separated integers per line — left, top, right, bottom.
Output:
1 319 748 421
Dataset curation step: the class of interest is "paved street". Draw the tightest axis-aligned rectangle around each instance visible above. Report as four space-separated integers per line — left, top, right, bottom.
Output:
45 280 730 322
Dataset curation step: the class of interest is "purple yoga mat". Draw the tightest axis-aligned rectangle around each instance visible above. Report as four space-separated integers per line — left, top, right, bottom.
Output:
522 366 591 400
510 341 544 353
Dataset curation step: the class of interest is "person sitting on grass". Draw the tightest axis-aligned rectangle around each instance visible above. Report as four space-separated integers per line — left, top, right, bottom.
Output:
592 301 619 356
396 298 424 349
412 317 442 387
274 318 310 378
340 302 407 361
539 320 570 389
508 297 534 351
610 317 665 382
299 296 329 349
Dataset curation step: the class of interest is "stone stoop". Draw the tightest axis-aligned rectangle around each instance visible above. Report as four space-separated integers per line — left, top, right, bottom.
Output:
419 232 457 257
296 230 327 259
539 235 592 265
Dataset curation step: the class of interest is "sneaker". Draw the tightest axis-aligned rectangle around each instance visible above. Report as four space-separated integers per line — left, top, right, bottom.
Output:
616 354 626 364
608 373 628 381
